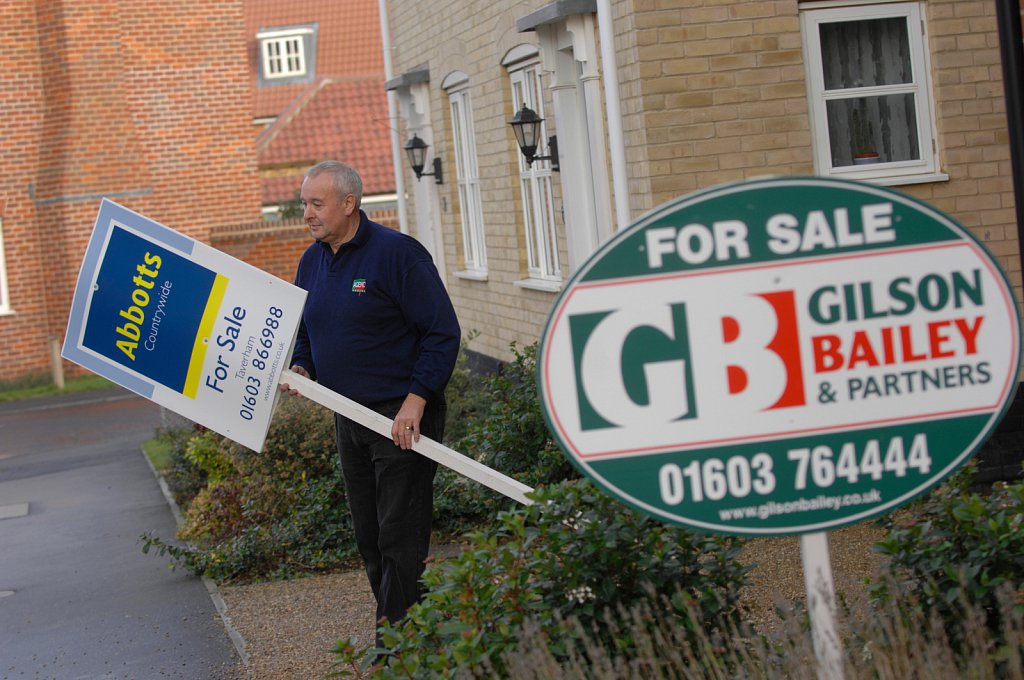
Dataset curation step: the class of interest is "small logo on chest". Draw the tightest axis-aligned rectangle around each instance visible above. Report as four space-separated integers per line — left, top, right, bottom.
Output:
352 278 367 295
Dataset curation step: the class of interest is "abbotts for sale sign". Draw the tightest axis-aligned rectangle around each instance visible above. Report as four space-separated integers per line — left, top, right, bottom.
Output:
538 177 1021 535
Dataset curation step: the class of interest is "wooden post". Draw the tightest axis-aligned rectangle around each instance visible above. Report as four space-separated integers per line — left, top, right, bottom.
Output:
50 337 65 390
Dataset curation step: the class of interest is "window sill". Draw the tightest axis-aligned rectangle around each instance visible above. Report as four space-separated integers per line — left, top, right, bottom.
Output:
454 270 488 282
513 278 562 293
865 172 950 187
828 171 950 187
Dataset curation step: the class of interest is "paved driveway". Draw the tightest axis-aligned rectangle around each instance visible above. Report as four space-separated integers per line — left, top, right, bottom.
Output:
0 389 241 679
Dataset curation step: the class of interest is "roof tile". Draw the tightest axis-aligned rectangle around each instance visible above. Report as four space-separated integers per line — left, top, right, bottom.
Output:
257 78 394 197
246 0 384 118
246 1 393 201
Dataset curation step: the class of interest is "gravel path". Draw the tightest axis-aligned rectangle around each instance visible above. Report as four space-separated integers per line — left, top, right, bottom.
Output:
221 569 376 679
218 523 889 679
738 522 889 632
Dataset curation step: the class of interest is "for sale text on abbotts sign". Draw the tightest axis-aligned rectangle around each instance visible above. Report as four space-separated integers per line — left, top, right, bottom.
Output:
538 177 1021 535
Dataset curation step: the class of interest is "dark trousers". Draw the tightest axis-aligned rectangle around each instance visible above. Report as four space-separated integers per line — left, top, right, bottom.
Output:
334 397 444 638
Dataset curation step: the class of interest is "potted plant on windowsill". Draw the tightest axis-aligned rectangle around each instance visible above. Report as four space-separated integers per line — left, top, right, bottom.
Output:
851 108 880 165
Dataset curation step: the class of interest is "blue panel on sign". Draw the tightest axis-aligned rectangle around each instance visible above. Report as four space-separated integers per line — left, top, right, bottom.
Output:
82 226 217 394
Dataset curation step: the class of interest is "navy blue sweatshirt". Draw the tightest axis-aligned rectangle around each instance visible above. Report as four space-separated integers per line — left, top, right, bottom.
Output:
290 211 460 405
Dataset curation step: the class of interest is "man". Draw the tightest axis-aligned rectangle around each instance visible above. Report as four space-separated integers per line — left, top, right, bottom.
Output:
281 160 460 638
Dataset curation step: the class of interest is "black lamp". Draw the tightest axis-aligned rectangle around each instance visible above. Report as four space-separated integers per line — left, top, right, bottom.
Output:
509 104 559 171
404 134 443 184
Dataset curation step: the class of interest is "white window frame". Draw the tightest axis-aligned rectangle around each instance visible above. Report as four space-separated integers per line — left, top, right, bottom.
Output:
444 73 488 280
258 28 312 80
801 2 946 185
0 216 9 314
507 58 561 290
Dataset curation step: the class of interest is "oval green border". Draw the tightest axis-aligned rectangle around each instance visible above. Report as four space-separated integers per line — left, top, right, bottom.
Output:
537 177 1022 536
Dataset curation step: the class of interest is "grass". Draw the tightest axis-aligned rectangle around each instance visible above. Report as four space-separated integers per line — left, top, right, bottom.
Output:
0 373 116 403
143 436 175 473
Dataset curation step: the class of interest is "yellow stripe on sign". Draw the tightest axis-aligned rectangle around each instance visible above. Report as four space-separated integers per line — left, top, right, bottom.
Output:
183 274 229 399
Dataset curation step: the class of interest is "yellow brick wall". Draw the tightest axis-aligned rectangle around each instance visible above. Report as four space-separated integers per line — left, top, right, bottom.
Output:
389 1 574 363
629 0 812 203
627 0 1019 298
914 0 1020 295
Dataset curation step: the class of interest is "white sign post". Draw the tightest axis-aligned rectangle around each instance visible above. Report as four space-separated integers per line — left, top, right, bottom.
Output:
280 369 534 505
63 200 533 505
801 532 843 680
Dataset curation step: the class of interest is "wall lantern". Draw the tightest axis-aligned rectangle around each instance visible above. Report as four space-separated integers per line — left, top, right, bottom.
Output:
509 104 559 171
404 134 443 184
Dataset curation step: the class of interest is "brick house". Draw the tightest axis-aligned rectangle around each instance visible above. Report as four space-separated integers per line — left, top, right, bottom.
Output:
208 0 398 288
381 0 1024 477
0 0 397 385
242 0 395 217
382 0 1021 365
0 0 262 383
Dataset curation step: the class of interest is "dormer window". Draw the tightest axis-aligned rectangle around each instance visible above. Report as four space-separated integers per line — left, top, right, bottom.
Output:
264 34 305 78
257 25 317 85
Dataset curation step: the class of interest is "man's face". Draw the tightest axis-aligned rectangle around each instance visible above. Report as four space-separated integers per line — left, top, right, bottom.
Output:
300 172 352 247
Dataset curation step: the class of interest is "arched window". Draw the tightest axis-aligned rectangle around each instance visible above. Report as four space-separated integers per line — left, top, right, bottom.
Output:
503 45 560 289
443 71 488 278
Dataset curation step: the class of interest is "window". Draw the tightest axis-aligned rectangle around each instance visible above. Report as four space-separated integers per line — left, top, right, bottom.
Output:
0 216 9 314
801 3 942 183
257 26 316 84
508 58 560 288
262 35 306 78
444 73 487 278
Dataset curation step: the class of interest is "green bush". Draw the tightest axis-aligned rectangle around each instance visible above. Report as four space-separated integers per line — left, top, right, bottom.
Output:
871 462 1024 646
142 395 355 582
440 331 490 447
462 342 574 486
334 479 749 678
154 423 208 508
435 342 577 536
142 336 518 583
183 430 236 485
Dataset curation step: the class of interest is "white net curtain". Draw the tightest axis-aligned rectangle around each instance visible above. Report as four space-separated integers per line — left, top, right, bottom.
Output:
819 17 922 167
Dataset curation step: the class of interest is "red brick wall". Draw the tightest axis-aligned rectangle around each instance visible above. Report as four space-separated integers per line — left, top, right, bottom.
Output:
0 0 261 383
212 208 401 283
1 1 53 382
212 219 314 284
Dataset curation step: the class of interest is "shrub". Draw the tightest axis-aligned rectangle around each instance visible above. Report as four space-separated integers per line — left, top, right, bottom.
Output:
183 430 236 485
440 331 490 446
143 335 513 583
177 480 246 543
498 581 1024 680
157 424 208 508
142 394 354 582
870 462 1024 646
462 342 573 486
434 342 577 535
334 479 750 678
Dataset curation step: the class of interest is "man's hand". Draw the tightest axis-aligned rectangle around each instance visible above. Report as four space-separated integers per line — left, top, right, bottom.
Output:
392 393 427 450
278 365 310 396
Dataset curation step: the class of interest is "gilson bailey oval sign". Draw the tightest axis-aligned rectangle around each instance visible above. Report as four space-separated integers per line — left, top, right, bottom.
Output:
538 177 1021 535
